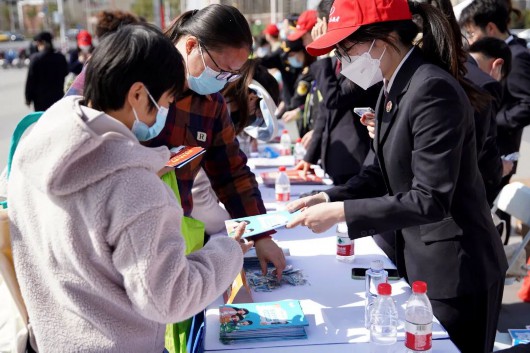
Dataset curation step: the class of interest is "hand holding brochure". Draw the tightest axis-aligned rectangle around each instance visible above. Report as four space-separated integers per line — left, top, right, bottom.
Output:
225 210 301 238
166 146 206 168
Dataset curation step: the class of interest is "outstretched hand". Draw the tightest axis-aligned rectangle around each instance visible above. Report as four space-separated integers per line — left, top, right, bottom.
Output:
286 202 345 233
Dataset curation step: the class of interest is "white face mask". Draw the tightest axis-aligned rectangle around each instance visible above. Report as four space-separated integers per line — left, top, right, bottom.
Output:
340 40 386 90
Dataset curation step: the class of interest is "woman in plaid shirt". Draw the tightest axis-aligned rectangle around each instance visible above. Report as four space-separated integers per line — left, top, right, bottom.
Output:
150 5 286 277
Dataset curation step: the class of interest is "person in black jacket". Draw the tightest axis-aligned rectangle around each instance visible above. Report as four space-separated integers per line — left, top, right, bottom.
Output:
460 0 530 157
287 1 507 352
297 0 380 185
25 31 68 111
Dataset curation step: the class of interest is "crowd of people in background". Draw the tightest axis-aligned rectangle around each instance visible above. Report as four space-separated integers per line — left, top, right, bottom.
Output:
4 0 530 352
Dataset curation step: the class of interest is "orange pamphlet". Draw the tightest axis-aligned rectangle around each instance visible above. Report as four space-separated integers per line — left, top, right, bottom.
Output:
166 146 206 168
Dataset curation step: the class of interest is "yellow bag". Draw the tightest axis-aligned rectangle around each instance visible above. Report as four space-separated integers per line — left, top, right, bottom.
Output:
161 171 205 353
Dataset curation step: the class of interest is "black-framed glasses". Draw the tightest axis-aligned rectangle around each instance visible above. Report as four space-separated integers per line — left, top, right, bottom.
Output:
333 41 360 63
199 44 242 82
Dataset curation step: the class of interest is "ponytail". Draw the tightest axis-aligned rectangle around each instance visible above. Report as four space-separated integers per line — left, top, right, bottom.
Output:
164 4 252 52
222 60 255 134
410 1 490 113
164 10 196 43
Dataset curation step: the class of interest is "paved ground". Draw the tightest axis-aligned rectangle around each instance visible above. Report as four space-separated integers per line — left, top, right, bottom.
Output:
0 67 31 169
1 67 529 349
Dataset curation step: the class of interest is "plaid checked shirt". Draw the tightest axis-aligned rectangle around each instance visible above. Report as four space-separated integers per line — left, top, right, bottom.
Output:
148 90 267 219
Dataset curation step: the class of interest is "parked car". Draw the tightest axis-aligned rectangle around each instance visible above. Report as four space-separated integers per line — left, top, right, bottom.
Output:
7 32 24 41
0 32 9 42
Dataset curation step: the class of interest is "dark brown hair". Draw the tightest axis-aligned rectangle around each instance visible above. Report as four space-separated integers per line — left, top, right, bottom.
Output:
164 4 253 53
95 10 141 38
222 61 255 134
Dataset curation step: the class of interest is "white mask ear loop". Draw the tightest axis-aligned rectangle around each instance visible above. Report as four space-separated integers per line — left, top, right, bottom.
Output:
367 40 376 53
145 88 160 110
132 107 139 121
378 45 387 60
197 44 207 70
367 40 386 60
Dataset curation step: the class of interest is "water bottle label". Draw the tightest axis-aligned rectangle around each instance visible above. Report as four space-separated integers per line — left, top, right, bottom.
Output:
405 321 432 350
280 148 291 156
276 193 290 201
336 236 354 256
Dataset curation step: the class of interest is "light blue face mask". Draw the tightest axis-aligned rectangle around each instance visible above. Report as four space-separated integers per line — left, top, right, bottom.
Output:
288 55 304 69
132 88 169 141
187 45 228 95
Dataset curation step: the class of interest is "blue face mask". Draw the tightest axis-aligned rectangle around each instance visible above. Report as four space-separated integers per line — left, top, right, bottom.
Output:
187 45 228 95
288 55 304 69
131 88 169 141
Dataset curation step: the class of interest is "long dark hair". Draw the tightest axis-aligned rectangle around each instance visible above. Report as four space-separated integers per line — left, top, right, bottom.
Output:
164 4 253 52
343 1 488 113
222 61 255 134
412 0 490 112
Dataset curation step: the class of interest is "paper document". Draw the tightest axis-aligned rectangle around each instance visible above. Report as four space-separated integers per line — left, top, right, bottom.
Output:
225 210 301 238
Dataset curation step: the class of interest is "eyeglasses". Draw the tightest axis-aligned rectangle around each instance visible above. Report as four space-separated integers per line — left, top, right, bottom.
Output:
199 44 242 82
333 42 360 63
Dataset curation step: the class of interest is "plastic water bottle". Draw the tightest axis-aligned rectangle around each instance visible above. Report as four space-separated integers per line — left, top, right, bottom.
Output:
294 138 306 164
365 260 388 328
280 129 292 156
336 222 354 263
370 282 398 345
275 166 290 209
405 281 433 353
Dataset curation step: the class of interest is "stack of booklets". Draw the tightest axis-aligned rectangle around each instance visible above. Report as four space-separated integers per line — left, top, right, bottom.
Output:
508 328 530 345
260 168 326 187
219 300 308 344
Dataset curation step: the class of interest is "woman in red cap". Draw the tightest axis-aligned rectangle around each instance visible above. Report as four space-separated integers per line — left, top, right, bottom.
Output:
286 1 507 352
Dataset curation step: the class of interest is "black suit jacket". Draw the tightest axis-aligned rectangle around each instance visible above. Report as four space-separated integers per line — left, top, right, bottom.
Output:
25 49 68 111
305 57 379 183
496 38 530 155
326 48 507 299
465 56 503 205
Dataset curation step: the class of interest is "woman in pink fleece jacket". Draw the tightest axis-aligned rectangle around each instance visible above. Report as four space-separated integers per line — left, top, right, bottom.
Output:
8 24 252 352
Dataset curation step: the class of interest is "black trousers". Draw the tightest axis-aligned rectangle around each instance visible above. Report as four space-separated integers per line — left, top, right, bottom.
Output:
430 278 505 353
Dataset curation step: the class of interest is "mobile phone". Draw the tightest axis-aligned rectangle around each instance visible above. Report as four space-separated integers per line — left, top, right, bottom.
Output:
353 107 375 117
352 267 400 280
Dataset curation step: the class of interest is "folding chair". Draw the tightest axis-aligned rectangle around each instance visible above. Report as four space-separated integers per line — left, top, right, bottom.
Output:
0 112 43 353
493 182 530 278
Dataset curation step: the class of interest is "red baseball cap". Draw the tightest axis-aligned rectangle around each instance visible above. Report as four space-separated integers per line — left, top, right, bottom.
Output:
306 0 412 56
287 10 317 41
263 24 280 37
77 30 92 47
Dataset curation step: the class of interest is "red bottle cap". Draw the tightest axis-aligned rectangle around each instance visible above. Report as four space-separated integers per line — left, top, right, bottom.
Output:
282 129 288 134
412 281 427 294
279 166 286 171
296 138 302 143
377 283 392 296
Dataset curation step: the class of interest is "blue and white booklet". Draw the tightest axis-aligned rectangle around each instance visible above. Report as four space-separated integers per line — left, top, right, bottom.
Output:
225 210 301 238
508 328 530 345
219 299 308 344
